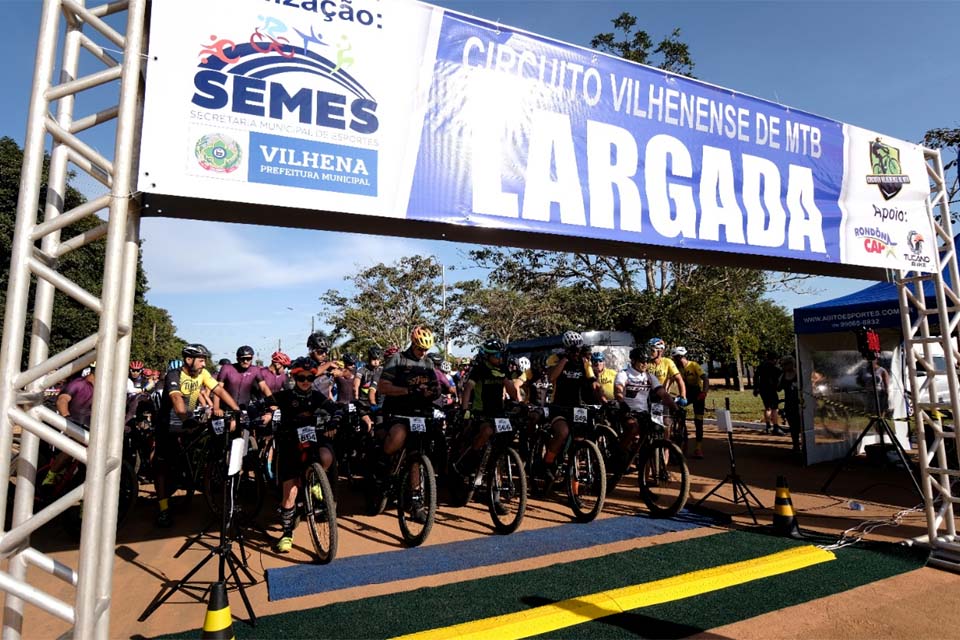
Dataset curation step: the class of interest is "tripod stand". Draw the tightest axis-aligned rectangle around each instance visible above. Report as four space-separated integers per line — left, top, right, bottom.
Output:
140 422 258 625
694 406 764 524
821 364 922 498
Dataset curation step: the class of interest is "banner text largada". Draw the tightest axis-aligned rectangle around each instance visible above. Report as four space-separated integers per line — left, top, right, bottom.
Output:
460 31 832 254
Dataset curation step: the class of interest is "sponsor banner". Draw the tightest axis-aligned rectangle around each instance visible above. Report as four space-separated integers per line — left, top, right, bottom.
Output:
793 303 906 334
138 0 936 274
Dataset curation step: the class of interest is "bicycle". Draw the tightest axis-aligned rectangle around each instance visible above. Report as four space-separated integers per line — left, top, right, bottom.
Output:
367 413 438 547
202 410 265 525
669 404 688 455
525 405 606 523
607 403 690 517
447 406 527 534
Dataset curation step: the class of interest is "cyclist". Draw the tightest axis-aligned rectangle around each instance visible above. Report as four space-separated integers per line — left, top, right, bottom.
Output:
671 347 709 459
154 344 240 528
373 327 439 522
591 352 617 401
127 360 147 394
536 331 596 484
334 353 358 406
43 363 96 486
612 346 679 472
259 351 290 394
355 346 383 433
216 358 231 375
267 357 339 553
456 338 520 481
647 338 687 401
307 332 340 400
429 352 458 406
214 346 265 416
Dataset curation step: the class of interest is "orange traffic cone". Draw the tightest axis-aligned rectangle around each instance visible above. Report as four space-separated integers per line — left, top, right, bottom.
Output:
773 475 803 539
201 582 235 640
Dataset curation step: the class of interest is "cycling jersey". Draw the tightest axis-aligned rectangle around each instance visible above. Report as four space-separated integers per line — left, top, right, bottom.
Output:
467 360 516 416
681 360 706 397
158 367 218 428
614 366 662 412
335 371 357 404
546 352 596 406
356 365 380 406
258 366 287 394
271 387 338 482
649 357 681 387
595 367 618 401
379 348 437 416
216 363 262 406
60 377 95 426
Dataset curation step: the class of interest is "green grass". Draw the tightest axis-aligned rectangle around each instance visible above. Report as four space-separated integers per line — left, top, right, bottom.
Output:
702 389 766 422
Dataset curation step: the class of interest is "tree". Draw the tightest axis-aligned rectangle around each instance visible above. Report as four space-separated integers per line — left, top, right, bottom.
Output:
590 14 695 76
318 256 446 354
922 127 959 224
0 136 184 371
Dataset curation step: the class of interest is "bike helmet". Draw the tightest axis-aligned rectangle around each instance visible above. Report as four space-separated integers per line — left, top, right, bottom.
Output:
289 357 318 376
384 346 400 359
428 352 443 366
306 332 329 352
271 351 291 366
518 356 531 372
410 326 435 350
562 331 583 348
629 346 655 363
367 346 383 361
440 360 452 374
590 351 605 363
236 345 255 360
647 337 666 352
479 337 504 355
182 343 211 359
129 360 144 371
168 359 184 371
671 346 687 357
218 358 231 367
342 353 357 367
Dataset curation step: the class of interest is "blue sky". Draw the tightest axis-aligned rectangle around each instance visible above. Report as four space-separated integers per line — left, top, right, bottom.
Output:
1 0 957 363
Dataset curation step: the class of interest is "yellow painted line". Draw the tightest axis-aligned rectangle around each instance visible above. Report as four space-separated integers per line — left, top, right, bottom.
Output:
393 545 835 640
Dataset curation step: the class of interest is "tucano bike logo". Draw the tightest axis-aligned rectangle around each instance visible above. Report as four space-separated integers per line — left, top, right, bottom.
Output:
193 15 379 134
865 137 910 201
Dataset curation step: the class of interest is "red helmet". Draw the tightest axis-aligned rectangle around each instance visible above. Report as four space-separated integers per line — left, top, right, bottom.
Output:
383 346 400 359
271 351 291 366
129 360 144 370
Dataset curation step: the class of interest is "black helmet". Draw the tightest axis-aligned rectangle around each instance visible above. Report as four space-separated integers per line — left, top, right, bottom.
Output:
307 332 329 352
629 346 652 363
367 346 383 361
236 345 255 360
428 352 443 366
182 343 211 359
342 353 356 367
480 338 504 355
218 358 231 366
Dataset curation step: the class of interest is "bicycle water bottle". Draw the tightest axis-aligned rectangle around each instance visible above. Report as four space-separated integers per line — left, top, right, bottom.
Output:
847 500 864 511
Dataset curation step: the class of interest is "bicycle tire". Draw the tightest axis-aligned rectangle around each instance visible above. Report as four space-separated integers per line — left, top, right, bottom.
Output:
591 424 621 495
527 430 553 497
397 453 437 547
304 462 338 564
63 459 139 538
203 454 265 524
567 440 606 523
670 409 688 455
637 439 690 518
489 447 527 534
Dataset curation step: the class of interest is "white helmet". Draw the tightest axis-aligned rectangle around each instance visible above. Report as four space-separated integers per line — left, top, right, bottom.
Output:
671 346 687 357
562 331 583 348
518 356 531 372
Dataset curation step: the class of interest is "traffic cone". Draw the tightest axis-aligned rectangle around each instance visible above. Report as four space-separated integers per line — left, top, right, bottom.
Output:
201 581 235 640
773 475 803 538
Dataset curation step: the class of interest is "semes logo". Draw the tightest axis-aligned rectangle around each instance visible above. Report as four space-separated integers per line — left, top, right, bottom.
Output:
853 226 897 258
865 137 910 201
193 14 378 134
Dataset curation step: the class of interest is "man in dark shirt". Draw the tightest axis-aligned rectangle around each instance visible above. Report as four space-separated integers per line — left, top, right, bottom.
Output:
754 352 783 434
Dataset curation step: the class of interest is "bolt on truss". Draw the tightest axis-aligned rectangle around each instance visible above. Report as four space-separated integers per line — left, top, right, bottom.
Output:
0 0 147 638
898 147 960 571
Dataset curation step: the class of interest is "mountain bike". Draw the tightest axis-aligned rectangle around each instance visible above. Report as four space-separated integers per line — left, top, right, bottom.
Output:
448 406 527 534
367 413 438 547
525 405 606 522
284 409 338 563
202 410 265 525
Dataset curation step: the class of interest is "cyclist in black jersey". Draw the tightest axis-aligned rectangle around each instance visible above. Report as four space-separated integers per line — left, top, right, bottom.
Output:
354 346 382 433
536 331 597 482
266 357 339 553
456 338 520 476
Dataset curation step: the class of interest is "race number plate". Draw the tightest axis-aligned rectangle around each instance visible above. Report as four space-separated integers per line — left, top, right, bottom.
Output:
494 418 512 433
573 407 588 424
348 403 356 413
433 408 445 420
272 409 282 423
542 406 549 418
211 418 225 435
409 417 427 432
650 403 665 425
298 426 317 443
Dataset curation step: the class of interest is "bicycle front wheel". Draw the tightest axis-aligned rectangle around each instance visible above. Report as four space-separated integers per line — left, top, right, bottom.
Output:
489 447 527 534
304 463 338 564
591 424 621 496
397 453 437 546
567 440 606 523
638 439 689 518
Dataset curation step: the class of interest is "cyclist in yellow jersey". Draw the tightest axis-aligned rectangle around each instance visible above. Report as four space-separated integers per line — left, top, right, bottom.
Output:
672 347 709 458
591 352 617 401
646 338 686 399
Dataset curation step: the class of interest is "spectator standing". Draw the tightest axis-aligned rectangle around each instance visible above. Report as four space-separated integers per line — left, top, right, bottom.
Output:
779 356 803 455
754 352 783 434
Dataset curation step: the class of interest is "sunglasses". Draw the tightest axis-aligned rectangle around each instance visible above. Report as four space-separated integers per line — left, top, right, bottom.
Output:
130 368 142 373
239 357 253 362
294 374 317 382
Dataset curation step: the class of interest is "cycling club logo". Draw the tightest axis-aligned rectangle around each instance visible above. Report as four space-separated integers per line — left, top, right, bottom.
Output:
192 15 379 134
865 137 910 201
195 133 242 173
907 230 924 255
